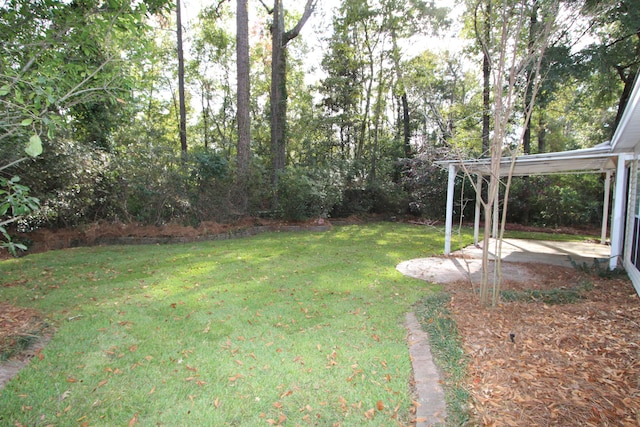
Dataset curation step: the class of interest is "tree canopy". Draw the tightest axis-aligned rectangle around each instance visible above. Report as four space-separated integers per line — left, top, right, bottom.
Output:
0 0 633 247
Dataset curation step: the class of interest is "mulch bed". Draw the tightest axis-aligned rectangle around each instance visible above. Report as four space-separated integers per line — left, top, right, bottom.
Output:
0 303 48 361
5 218 332 256
445 265 640 426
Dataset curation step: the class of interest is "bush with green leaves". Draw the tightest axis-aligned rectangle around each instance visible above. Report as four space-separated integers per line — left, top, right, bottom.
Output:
18 138 118 228
0 134 43 255
276 165 343 221
399 153 476 220
507 174 603 227
0 176 40 255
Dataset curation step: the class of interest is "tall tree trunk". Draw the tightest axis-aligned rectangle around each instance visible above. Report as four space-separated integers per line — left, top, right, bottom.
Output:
370 52 386 183
176 0 187 154
264 0 316 199
481 0 491 157
201 90 209 148
270 0 286 189
614 66 638 130
537 111 546 153
358 21 375 162
401 93 411 156
522 1 539 155
236 0 251 213
390 29 411 158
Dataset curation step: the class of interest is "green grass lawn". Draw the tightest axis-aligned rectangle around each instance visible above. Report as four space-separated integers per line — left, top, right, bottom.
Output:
0 223 474 426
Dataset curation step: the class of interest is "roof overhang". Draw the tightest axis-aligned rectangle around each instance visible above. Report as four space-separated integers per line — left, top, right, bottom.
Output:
435 143 618 177
437 67 640 177
611 70 640 153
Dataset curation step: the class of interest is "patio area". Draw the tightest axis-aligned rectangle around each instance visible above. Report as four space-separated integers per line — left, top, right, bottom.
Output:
397 238 612 285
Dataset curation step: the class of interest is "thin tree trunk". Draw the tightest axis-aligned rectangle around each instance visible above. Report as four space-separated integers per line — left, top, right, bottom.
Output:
202 90 209 148
537 111 546 153
522 1 539 155
176 0 187 154
481 0 491 157
370 52 386 183
402 93 411 156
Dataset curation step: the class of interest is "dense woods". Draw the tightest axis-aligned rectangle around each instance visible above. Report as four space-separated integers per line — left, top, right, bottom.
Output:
1 0 638 250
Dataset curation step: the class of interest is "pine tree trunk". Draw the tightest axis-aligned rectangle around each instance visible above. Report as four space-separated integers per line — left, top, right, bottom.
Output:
236 0 251 213
176 0 187 154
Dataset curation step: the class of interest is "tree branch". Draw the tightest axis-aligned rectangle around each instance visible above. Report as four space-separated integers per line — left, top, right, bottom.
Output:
283 0 317 45
258 0 273 14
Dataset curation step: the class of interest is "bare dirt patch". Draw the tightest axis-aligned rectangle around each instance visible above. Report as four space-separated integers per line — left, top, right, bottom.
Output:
444 267 640 426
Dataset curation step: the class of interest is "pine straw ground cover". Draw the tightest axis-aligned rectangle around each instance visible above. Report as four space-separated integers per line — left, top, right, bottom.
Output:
446 264 640 426
0 303 48 362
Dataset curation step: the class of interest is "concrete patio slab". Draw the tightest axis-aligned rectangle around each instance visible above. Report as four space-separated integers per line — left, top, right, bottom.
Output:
454 238 611 267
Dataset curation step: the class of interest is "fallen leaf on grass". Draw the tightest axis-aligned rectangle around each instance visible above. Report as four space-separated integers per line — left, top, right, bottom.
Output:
266 414 287 425
128 412 138 426
280 389 293 398
228 374 243 382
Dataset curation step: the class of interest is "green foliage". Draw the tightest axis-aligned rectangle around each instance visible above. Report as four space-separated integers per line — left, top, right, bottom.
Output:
500 287 586 305
569 256 626 279
190 148 229 182
0 176 40 255
1 0 633 233
0 0 166 155
399 149 478 221
399 154 449 218
276 166 344 221
17 139 114 228
507 174 603 227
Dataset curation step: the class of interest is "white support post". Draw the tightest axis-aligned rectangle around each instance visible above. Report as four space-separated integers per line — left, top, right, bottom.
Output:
623 154 638 270
474 174 481 246
610 154 628 270
444 163 456 255
601 170 611 245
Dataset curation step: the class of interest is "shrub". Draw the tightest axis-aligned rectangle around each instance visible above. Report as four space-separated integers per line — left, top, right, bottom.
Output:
276 166 343 221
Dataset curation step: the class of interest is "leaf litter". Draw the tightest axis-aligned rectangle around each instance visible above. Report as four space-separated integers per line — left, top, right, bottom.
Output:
0 303 50 389
444 263 640 426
